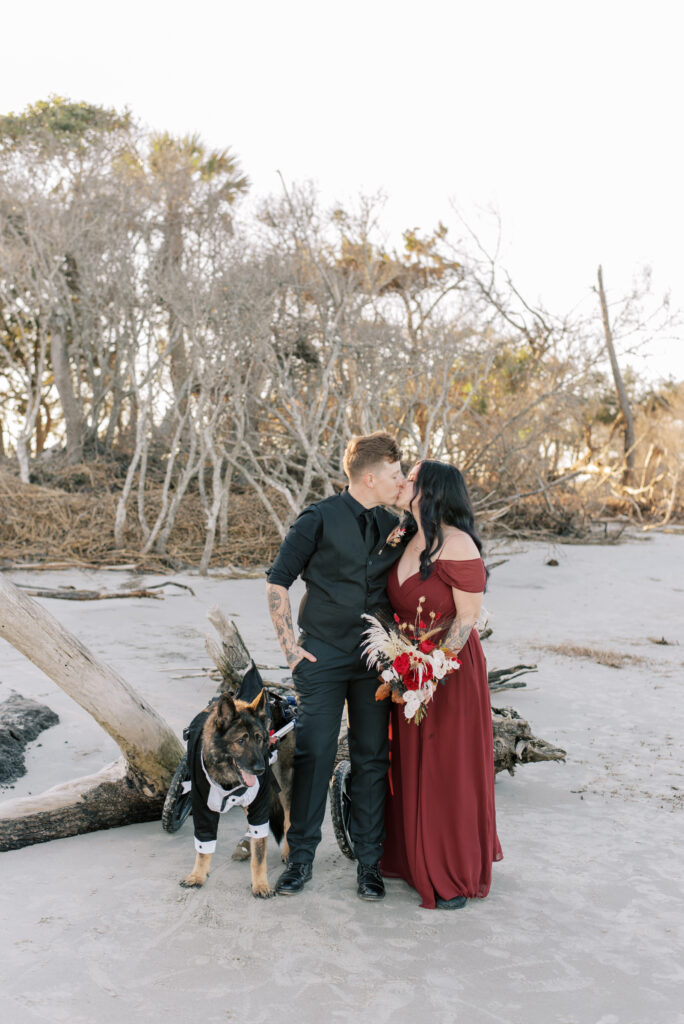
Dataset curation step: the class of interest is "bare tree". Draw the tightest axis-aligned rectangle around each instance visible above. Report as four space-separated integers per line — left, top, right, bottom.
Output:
596 265 637 485
3 102 681 565
145 132 248 416
0 99 144 465
0 261 48 482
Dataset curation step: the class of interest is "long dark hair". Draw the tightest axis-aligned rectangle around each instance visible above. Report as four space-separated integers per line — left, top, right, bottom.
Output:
408 460 484 580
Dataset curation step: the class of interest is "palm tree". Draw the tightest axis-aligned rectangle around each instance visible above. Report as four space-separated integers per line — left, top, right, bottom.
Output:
146 133 249 409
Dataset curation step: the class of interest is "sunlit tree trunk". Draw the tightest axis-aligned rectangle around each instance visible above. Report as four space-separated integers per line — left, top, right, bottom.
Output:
50 320 85 465
597 265 637 486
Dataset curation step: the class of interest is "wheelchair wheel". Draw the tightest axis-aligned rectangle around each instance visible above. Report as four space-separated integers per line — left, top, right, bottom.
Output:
161 753 192 833
329 759 355 860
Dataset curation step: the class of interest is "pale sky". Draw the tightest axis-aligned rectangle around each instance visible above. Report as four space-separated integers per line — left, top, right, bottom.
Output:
3 0 683 381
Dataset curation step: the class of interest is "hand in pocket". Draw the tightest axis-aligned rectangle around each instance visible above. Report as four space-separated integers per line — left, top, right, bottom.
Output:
289 644 317 672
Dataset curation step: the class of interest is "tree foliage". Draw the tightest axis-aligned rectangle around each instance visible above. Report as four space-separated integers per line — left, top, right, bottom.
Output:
0 98 681 568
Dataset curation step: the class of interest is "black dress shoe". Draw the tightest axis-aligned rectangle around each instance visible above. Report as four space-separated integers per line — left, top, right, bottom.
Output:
275 862 313 895
357 863 385 901
436 894 467 910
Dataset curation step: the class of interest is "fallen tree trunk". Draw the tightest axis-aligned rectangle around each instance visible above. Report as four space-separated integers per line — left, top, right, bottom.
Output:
491 705 566 774
13 581 195 601
13 586 164 601
487 663 537 692
333 704 565 775
0 577 184 852
206 610 566 777
0 760 175 852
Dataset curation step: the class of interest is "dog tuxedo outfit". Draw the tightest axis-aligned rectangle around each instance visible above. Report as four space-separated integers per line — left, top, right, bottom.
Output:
184 709 274 855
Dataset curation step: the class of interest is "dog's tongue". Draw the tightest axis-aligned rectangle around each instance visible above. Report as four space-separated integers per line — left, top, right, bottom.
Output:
240 769 257 787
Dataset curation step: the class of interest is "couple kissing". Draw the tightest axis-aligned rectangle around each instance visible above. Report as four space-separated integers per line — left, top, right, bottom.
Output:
266 432 502 909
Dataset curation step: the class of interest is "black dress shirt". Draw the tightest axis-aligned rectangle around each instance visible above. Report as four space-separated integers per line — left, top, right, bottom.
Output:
267 489 377 589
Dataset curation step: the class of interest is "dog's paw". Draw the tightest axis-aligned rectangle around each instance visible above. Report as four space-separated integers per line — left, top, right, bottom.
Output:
180 874 207 889
252 884 276 899
231 838 251 862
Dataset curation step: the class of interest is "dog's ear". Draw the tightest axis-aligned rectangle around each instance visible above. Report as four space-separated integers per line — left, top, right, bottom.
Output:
253 688 267 719
214 694 237 732
235 688 267 718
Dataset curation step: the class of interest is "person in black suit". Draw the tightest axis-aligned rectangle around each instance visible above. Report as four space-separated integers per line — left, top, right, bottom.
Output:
266 432 407 900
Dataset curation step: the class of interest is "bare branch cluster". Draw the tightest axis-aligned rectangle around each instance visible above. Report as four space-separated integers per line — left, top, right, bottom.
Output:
1 101 681 570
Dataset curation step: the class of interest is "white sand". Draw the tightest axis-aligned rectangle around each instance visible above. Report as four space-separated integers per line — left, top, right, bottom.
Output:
1 532 683 1024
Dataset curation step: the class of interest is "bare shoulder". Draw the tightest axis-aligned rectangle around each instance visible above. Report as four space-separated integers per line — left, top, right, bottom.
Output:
440 529 480 561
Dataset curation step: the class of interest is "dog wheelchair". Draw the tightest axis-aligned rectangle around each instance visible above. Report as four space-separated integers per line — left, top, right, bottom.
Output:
162 680 355 861
161 683 297 835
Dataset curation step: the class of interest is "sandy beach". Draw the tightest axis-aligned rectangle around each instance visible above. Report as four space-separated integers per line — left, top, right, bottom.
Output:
1 531 683 1024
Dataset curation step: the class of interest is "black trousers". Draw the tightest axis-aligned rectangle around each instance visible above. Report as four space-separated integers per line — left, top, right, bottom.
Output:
288 634 390 866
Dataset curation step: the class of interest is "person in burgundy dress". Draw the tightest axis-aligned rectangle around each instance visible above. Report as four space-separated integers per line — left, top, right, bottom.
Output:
381 460 503 909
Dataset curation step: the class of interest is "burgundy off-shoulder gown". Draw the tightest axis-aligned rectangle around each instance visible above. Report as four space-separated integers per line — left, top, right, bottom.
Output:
381 557 503 908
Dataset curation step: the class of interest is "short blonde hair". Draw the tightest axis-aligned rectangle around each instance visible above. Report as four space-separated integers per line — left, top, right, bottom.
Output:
343 432 401 480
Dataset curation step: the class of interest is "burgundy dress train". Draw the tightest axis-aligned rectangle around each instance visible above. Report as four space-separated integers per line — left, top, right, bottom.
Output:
381 557 503 909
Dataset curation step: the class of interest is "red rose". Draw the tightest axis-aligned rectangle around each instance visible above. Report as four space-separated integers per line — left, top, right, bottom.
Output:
392 652 411 676
419 639 436 654
403 670 420 691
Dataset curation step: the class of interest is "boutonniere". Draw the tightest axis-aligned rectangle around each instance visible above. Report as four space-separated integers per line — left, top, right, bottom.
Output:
377 524 407 554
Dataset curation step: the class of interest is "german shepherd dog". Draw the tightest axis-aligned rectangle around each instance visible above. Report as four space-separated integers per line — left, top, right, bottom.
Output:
179 689 294 898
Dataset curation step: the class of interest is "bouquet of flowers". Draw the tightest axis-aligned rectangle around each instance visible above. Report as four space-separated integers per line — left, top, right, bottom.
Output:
361 596 461 724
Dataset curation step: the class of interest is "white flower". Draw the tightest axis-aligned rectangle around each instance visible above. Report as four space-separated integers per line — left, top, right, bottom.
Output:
429 649 450 679
381 668 395 683
420 680 437 704
403 690 423 720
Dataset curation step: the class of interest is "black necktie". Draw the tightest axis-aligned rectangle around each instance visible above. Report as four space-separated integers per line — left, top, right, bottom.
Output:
362 509 376 550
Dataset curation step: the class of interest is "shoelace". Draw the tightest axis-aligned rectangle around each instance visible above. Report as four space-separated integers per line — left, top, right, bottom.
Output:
359 865 382 881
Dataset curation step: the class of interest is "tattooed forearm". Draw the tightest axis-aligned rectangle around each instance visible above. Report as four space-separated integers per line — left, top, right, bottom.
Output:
443 614 476 655
266 583 300 667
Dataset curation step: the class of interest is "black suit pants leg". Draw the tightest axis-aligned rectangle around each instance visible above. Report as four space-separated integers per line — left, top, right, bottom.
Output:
288 636 390 866
345 670 390 865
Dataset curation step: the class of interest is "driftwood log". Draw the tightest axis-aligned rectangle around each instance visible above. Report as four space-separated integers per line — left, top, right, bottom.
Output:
205 607 253 692
334 708 565 776
13 581 195 601
0 577 183 852
0 590 565 854
487 664 537 693
206 611 565 776
491 706 566 774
